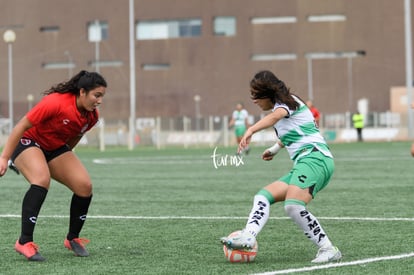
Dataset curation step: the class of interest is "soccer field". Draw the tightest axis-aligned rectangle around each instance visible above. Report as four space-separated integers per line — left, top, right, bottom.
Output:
0 141 413 274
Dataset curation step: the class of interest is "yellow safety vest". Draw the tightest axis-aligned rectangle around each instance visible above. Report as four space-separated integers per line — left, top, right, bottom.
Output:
352 113 364 128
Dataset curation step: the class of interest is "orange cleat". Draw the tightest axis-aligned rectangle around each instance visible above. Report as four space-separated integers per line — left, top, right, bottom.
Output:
64 238 90 257
15 240 45 261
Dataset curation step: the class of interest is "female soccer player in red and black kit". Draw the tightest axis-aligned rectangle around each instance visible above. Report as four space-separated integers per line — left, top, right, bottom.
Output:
0 70 107 261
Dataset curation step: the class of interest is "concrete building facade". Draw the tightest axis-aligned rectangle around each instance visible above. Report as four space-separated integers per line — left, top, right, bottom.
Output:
0 0 411 124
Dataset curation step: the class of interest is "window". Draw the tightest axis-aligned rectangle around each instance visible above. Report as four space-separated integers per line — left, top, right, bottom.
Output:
251 16 297 24
307 14 346 22
87 20 108 41
213 16 236 36
142 63 170 71
88 60 123 68
179 20 201 37
251 53 297 61
137 19 201 40
39 26 60 32
42 62 75 70
305 51 365 60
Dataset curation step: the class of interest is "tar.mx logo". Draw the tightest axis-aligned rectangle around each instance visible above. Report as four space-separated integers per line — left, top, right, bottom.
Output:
210 147 244 169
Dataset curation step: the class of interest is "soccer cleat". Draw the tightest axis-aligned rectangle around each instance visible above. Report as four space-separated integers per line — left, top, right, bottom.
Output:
64 238 90 257
220 230 256 250
311 246 342 263
15 240 46 261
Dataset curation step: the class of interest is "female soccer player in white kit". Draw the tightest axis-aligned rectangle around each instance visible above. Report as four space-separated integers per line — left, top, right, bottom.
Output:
220 70 342 263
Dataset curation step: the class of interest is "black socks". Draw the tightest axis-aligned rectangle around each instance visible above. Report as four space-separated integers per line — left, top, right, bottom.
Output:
19 185 48 244
67 194 92 240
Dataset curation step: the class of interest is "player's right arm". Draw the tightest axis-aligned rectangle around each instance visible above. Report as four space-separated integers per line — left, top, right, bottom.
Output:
262 140 284 161
0 116 32 176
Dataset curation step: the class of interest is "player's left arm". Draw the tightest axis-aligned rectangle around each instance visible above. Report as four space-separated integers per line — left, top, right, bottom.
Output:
262 140 285 161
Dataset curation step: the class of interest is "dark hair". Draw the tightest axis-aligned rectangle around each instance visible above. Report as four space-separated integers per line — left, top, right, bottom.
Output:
43 70 107 95
250 70 299 110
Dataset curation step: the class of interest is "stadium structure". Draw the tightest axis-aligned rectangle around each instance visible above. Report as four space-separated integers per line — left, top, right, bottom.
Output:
0 0 412 146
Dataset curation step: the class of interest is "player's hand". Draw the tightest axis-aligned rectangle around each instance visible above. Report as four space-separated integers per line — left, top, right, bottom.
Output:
0 157 8 177
262 150 275 161
262 142 282 161
238 130 252 153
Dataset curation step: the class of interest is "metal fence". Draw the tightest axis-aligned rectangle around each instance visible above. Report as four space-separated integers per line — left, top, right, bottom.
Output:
82 111 408 149
0 111 409 150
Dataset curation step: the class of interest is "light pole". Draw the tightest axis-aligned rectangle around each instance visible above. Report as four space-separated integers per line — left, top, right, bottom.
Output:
404 0 413 138
3 29 16 134
306 58 314 100
128 0 136 150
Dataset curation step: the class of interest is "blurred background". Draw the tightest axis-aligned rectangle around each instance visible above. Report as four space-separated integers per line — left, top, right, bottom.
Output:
0 0 413 149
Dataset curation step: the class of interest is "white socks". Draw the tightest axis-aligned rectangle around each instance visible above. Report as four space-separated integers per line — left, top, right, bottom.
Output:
243 195 333 250
284 202 332 248
244 194 270 237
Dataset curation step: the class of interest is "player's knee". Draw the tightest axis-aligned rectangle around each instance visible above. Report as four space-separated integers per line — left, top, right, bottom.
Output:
31 175 51 189
284 204 296 216
80 182 93 196
284 203 304 218
72 178 93 197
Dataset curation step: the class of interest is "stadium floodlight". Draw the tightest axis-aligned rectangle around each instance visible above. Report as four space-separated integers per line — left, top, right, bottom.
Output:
305 51 366 111
3 29 16 134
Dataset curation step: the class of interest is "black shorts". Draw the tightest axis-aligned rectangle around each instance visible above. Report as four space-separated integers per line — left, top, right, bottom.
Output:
11 137 71 163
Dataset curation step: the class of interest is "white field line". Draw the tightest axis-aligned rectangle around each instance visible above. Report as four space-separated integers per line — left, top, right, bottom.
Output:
0 214 413 221
250 252 414 275
1 214 412 274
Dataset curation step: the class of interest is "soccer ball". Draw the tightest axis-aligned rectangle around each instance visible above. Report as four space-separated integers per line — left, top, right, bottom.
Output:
223 231 258 263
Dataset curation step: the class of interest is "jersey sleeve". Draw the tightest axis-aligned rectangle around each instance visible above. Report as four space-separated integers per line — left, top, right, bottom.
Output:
26 95 60 125
273 103 291 118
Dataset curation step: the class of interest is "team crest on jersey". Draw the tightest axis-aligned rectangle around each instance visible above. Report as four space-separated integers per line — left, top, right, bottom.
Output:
20 138 31 146
63 119 70 125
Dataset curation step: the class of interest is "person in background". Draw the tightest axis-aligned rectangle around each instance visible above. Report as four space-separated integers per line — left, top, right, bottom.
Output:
0 70 107 261
352 111 364 142
221 70 341 264
306 100 321 128
229 102 250 154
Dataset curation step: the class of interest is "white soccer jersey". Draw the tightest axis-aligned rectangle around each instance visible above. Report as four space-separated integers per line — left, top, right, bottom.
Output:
273 96 333 161
232 109 249 127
